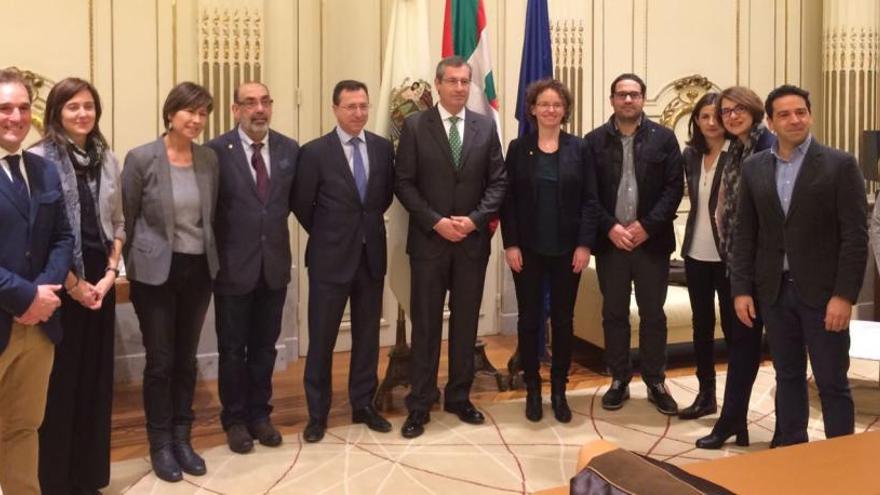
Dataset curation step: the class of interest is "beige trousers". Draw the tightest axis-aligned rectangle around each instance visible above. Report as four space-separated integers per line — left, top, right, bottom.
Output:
0 323 55 495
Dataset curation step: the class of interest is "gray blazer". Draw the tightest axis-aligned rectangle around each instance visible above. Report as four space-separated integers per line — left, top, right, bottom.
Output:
30 141 125 278
121 137 219 285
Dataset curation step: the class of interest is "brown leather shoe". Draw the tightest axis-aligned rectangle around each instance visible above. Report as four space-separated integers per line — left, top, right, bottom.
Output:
226 424 254 454
248 420 282 447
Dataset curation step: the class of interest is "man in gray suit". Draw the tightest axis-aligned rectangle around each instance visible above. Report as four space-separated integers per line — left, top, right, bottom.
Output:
732 84 867 446
207 82 298 454
395 56 507 439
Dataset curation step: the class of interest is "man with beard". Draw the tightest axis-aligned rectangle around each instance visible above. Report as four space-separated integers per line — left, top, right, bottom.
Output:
207 82 299 453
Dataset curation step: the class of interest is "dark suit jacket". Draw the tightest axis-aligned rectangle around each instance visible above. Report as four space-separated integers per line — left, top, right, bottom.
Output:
680 144 728 258
584 115 684 255
500 131 597 251
394 106 507 260
293 129 394 283
121 137 219 286
0 151 74 353
731 139 867 308
207 128 298 295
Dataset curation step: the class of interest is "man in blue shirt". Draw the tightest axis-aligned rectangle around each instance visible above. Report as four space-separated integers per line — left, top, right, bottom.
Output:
731 84 867 446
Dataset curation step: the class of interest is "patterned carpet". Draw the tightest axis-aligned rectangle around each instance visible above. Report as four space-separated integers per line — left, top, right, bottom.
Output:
106 359 880 494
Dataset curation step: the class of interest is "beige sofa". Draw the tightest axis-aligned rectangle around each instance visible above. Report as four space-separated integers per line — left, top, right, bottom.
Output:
574 204 724 348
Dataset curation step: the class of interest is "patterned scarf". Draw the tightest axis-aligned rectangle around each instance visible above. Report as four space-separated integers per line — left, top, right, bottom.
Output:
716 124 768 263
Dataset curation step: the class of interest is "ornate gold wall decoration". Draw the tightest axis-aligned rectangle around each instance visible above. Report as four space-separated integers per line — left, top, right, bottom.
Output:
11 68 54 134
551 19 584 136
658 75 715 129
198 1 264 140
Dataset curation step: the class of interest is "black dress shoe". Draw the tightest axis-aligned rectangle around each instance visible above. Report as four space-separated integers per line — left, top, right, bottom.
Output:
226 423 254 454
249 420 283 447
678 388 717 420
646 382 678 415
443 401 485 424
171 425 206 476
401 410 430 439
150 445 183 482
353 406 392 433
696 425 750 449
601 380 630 410
303 418 327 443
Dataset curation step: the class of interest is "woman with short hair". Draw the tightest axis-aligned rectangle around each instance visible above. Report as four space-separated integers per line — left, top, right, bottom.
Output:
122 82 219 481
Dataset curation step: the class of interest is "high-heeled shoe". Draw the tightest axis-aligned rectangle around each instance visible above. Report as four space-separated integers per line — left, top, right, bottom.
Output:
695 426 749 449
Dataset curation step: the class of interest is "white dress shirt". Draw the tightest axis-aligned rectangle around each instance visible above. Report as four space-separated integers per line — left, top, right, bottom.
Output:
0 147 31 192
238 127 272 181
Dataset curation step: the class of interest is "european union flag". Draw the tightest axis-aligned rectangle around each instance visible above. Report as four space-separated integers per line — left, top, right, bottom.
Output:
515 0 553 137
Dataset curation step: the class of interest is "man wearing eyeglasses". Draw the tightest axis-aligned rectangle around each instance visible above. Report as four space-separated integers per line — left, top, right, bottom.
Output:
207 82 299 454
293 80 395 443
584 73 684 415
395 56 506 439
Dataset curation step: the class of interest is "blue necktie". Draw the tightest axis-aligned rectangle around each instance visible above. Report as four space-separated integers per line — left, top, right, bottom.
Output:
351 137 367 202
5 155 29 211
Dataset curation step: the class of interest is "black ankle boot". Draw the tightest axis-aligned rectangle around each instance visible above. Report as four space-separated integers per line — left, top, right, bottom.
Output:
525 378 543 422
148 431 182 482
678 383 717 420
551 379 572 423
695 424 750 449
172 425 207 476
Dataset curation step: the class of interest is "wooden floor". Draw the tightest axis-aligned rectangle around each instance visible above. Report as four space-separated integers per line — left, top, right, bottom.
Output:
110 334 725 461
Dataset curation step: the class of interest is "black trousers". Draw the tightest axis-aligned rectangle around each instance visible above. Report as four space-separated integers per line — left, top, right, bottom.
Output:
304 247 383 420
39 248 115 494
130 253 212 446
762 275 854 445
406 245 488 411
595 248 670 385
512 248 580 383
214 280 286 429
683 257 733 385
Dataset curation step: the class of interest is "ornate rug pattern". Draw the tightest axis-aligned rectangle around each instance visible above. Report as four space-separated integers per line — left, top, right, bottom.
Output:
106 361 880 494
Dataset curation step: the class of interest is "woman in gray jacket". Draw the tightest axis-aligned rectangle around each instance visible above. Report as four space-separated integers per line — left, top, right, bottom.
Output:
31 77 124 495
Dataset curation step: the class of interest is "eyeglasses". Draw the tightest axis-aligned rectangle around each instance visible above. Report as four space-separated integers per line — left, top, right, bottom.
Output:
338 103 370 113
238 98 274 110
720 104 748 118
612 91 643 101
535 102 565 110
441 78 471 87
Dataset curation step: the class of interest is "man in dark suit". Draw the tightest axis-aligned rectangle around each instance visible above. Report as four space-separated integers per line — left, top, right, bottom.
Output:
584 73 684 415
731 84 867 446
207 82 299 453
395 56 507 439
0 68 74 494
293 80 395 443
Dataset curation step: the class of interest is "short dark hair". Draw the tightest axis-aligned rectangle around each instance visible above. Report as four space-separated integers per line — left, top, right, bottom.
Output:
686 92 720 154
233 81 269 103
610 73 646 97
162 82 213 129
716 86 764 130
332 80 369 105
0 67 33 102
41 77 108 149
435 55 472 81
524 78 573 126
765 84 811 119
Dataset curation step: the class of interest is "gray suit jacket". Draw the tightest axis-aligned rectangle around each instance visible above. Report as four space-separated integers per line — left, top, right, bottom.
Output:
730 139 867 308
121 137 219 285
394 106 506 260
207 128 298 295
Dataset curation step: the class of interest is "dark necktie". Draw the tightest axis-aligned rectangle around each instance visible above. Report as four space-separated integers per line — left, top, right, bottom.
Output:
350 137 368 202
448 116 462 168
251 142 269 203
6 155 30 211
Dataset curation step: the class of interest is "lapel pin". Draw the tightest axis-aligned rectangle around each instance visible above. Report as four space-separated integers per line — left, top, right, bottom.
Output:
228 144 234 149
529 150 534 155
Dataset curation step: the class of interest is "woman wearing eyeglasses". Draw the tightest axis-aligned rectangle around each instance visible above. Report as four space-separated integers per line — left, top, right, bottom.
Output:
677 92 734 421
501 79 595 423
122 82 219 481
30 77 124 495
696 86 776 449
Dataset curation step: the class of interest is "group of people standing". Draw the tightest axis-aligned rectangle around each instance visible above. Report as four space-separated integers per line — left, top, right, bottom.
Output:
0 52 868 495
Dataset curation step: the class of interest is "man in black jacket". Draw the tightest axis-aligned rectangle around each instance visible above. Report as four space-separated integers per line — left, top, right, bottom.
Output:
584 73 684 415
731 85 866 446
